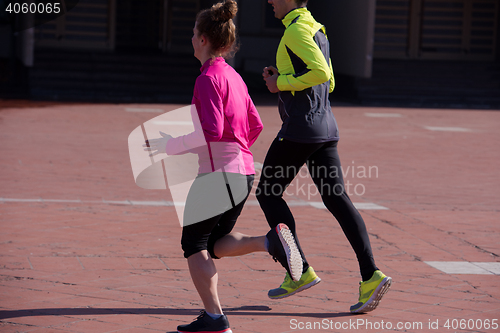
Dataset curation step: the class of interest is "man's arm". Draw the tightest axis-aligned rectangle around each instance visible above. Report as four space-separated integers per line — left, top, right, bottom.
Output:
277 25 331 92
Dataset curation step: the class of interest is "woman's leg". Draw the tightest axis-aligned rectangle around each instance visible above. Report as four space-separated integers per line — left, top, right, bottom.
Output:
214 232 266 258
187 250 223 314
182 212 225 315
206 175 262 258
307 141 378 281
182 174 255 315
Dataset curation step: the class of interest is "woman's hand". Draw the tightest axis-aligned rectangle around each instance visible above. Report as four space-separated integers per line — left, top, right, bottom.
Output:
143 131 173 157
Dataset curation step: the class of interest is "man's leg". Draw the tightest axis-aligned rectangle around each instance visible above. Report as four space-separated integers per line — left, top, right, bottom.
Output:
256 138 323 298
307 140 377 280
256 137 318 271
307 141 391 313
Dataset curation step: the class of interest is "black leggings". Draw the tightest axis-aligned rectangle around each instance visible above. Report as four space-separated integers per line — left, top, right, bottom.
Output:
181 174 254 259
256 138 377 281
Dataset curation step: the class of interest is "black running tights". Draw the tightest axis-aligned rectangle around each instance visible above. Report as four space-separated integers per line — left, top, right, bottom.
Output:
256 137 378 281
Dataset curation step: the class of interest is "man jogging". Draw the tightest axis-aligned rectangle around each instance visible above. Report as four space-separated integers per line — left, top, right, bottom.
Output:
259 0 392 313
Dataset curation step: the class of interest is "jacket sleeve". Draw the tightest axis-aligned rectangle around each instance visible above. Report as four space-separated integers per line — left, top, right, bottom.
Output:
165 105 206 156
246 98 263 147
277 24 332 92
194 75 225 142
165 75 223 155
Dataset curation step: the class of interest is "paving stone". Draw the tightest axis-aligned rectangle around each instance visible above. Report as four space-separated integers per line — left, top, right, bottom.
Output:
1 102 499 332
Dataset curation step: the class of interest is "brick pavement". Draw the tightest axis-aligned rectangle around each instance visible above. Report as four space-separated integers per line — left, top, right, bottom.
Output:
0 100 499 332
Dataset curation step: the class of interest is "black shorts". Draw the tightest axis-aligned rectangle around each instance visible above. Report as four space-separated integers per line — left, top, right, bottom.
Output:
181 173 254 259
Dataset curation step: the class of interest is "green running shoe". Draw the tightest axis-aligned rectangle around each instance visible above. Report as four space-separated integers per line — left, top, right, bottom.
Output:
268 266 321 299
350 270 392 313
266 224 303 281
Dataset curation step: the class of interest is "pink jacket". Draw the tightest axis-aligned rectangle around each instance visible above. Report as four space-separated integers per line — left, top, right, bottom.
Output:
166 57 263 175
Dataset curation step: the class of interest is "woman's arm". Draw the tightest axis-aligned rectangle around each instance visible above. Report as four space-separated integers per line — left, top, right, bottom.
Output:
247 99 263 147
165 75 223 155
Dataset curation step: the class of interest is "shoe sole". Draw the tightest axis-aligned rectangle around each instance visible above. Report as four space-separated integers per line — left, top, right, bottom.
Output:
351 277 392 313
276 224 303 281
268 277 321 299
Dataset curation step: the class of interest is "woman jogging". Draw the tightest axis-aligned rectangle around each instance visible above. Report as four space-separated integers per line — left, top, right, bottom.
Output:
144 1 303 332
259 0 392 313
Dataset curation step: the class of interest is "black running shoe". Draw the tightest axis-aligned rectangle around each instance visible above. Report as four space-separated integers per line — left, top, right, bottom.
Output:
266 223 303 281
177 310 232 333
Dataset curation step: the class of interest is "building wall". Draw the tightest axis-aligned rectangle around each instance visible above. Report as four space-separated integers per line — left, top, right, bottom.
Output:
236 0 377 78
0 24 12 58
497 3 500 61
309 0 376 78
235 0 281 73
373 0 499 61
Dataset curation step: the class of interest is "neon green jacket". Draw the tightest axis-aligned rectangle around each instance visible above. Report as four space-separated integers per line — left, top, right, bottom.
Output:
275 8 339 143
277 7 335 93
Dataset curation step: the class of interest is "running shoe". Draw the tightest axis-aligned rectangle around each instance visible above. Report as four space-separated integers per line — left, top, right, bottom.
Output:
266 223 303 281
268 266 321 299
177 310 232 333
350 270 392 313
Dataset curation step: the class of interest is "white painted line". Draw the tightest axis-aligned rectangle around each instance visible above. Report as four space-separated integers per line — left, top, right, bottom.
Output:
425 261 499 275
309 202 326 209
0 198 80 204
129 200 173 207
244 200 307 207
152 121 193 126
354 202 389 210
365 113 403 118
42 199 83 203
424 126 472 132
309 201 388 210
125 108 165 113
102 200 183 207
472 262 500 275
0 198 43 203
102 200 132 205
0 198 389 210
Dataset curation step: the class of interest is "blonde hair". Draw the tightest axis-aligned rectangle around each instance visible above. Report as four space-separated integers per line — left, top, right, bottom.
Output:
196 0 239 58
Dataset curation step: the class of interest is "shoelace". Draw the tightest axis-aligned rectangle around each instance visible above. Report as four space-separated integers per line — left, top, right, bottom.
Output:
357 282 362 300
281 272 298 287
194 310 206 321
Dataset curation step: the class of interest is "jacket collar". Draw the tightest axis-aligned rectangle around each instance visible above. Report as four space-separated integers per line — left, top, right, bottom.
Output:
200 57 225 72
282 7 309 28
